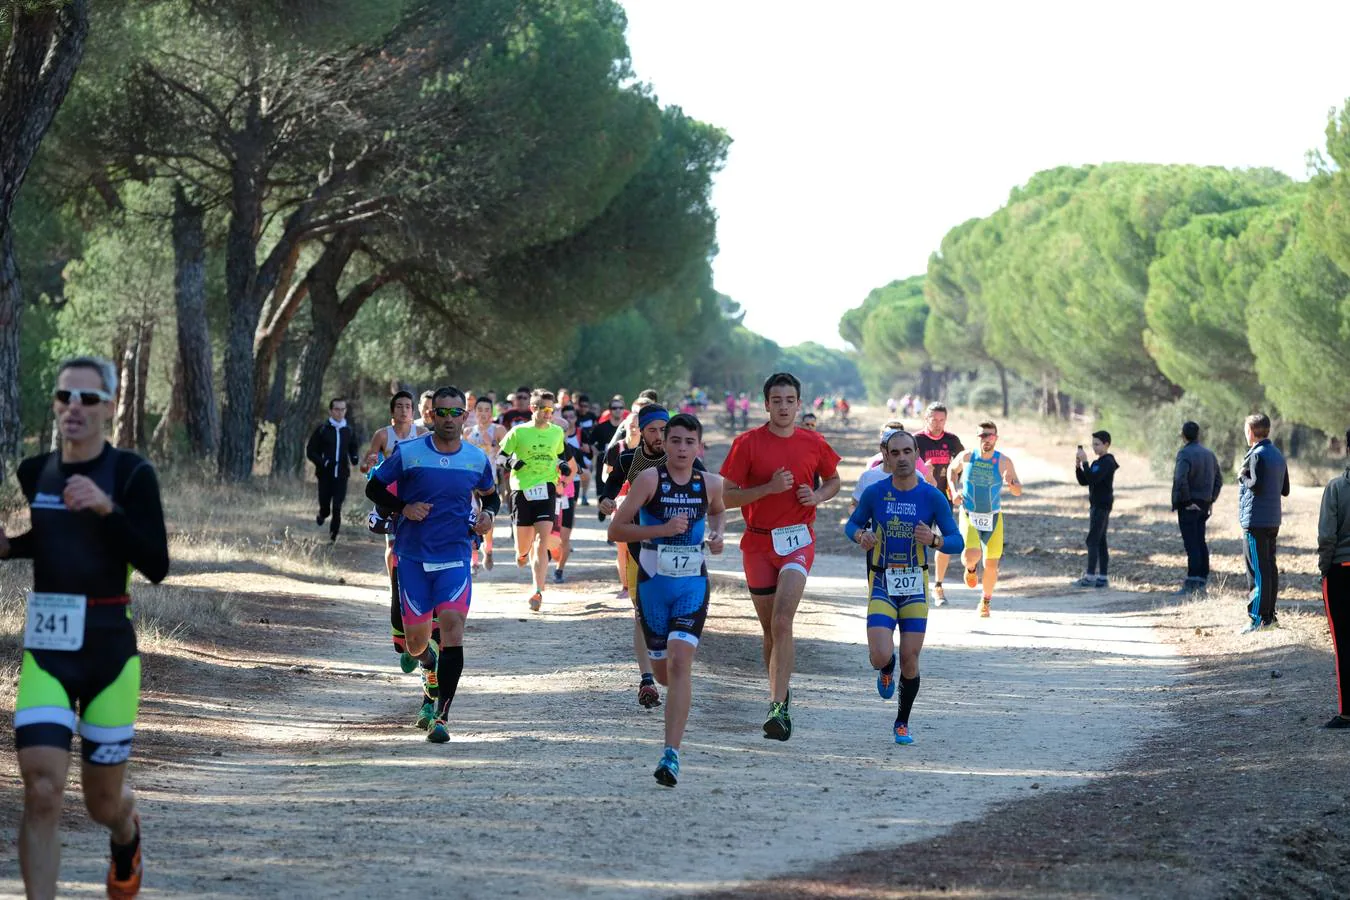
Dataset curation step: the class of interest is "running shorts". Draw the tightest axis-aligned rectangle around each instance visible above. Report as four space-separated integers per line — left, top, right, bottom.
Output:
637 575 711 659
866 570 929 634
514 484 557 526
559 496 575 530
742 538 815 596
961 510 1005 560
399 559 472 626
15 620 140 765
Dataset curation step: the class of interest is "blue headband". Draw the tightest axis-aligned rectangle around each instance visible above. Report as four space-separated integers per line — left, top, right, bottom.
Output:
638 405 670 430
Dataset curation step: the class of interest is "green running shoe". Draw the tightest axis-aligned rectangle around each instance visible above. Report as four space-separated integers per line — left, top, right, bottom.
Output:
415 701 435 730
398 651 417 674
762 702 792 741
653 747 680 787
426 719 450 743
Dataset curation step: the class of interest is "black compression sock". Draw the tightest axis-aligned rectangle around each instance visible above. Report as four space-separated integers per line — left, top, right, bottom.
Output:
881 655 896 675
640 672 655 685
418 647 436 669
390 567 400 608
436 646 465 717
898 674 920 724
110 822 140 880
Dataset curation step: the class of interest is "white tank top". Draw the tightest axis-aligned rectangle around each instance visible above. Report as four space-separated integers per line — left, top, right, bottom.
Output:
466 420 500 455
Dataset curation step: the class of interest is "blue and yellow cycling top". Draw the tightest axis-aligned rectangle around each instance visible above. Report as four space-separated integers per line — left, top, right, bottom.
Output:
845 478 964 571
961 451 1004 515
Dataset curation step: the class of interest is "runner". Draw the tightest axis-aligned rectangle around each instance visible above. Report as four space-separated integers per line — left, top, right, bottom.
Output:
500 390 567 611
913 403 965 607
498 387 534 431
589 395 626 515
601 404 702 709
947 420 1023 617
721 372 841 740
360 391 429 665
553 406 586 583
601 399 652 599
419 390 436 431
863 420 935 487
3 356 170 899
845 429 963 744
365 386 499 743
608 413 726 786
464 395 508 572
574 394 597 505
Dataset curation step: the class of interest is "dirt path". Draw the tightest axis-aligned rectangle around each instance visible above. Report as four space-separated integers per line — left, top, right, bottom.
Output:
1 423 1188 898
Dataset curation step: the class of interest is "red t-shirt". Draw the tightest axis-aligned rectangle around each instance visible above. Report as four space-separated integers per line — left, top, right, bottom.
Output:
720 425 841 552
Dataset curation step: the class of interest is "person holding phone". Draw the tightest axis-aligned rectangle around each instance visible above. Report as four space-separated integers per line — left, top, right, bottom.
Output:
1075 432 1119 587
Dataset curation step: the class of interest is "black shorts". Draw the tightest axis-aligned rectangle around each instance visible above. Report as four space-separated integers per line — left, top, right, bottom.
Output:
560 499 575 530
514 484 557 526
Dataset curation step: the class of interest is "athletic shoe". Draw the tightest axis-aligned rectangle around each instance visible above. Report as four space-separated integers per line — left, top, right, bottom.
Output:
876 653 897 700
762 702 792 741
528 591 543 612
653 747 680 787
1324 715 1350 729
978 597 991 618
1240 619 1280 634
398 651 417 675
1095 577 1108 588
580 497 590 507
638 681 662 708
1076 575 1096 587
617 588 630 601
964 568 979 589
106 814 142 900
893 721 914 745
427 719 450 743
415 701 435 730
316 513 325 526
553 568 564 584
484 551 494 571
932 583 946 607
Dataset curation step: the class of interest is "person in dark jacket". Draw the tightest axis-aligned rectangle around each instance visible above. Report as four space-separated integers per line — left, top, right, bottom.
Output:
306 397 361 541
1318 429 1350 729
1238 413 1289 632
1075 431 1119 587
1172 421 1223 595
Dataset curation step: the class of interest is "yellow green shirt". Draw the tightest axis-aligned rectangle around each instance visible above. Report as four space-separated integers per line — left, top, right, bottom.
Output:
500 423 566 492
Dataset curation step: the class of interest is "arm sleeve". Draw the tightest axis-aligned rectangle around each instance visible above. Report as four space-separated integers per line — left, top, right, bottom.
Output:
102 460 170 584
1240 453 1259 491
1172 456 1190 507
1282 466 1290 498
366 453 406 512
843 486 872 542
932 489 965 556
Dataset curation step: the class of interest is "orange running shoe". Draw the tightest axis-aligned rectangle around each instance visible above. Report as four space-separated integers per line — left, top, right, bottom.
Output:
106 814 142 899
964 567 979 589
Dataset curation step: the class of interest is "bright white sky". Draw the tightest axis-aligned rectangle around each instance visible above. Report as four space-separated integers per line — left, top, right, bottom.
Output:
621 1 1350 350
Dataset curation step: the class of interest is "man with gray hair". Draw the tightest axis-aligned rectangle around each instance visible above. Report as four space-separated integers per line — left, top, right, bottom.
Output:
1171 421 1223 595
1238 413 1289 632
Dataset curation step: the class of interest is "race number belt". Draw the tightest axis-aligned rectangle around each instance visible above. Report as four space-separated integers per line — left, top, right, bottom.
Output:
885 567 924 599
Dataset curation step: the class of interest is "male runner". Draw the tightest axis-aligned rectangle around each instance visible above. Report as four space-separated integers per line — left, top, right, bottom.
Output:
360 391 429 664
601 404 702 709
608 413 726 786
419 390 436 431
553 407 586 582
845 430 963 744
914 403 964 607
464 395 507 571
500 390 567 611
721 372 841 740
365 386 498 743
497 387 533 431
574 394 597 505
948 421 1023 617
4 356 170 899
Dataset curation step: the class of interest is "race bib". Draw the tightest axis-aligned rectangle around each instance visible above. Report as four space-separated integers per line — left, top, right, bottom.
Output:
523 483 549 502
423 560 465 573
24 593 85 652
558 495 570 511
657 545 703 578
886 567 924 599
967 510 996 532
771 524 813 556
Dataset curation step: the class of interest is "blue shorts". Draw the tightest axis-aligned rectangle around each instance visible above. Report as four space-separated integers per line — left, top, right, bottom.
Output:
866 570 929 634
637 576 710 659
399 559 472 626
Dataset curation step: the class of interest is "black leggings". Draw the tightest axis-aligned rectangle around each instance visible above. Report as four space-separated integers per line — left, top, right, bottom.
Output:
1086 506 1110 576
1325 565 1350 716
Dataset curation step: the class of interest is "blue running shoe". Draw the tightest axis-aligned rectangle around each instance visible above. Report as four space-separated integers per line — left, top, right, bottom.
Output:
427 718 450 743
653 747 680 787
894 721 914 745
877 652 897 700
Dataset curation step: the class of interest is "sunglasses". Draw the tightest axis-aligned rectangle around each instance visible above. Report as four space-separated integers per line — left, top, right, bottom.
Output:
979 432 997 439
55 388 112 406
535 406 555 414
433 407 467 418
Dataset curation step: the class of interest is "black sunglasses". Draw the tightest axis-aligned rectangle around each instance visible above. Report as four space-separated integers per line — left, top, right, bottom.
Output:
434 406 467 418
55 388 112 406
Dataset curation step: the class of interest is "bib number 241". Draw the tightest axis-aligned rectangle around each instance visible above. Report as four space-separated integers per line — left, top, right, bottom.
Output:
24 593 86 652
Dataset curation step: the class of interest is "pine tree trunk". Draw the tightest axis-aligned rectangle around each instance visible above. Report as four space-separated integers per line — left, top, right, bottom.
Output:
217 153 266 482
996 362 1010 417
112 337 136 448
0 228 21 468
172 182 218 459
133 321 153 449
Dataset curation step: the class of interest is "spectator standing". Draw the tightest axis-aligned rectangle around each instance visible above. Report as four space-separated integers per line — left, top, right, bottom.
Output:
306 397 361 542
1075 431 1119 587
1317 429 1350 729
1238 413 1290 632
1171 421 1223 595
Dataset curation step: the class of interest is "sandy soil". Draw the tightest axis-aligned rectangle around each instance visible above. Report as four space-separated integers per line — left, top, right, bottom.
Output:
0 410 1341 899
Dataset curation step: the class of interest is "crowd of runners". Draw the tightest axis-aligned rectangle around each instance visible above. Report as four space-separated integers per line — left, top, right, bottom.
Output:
9 355 1350 899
